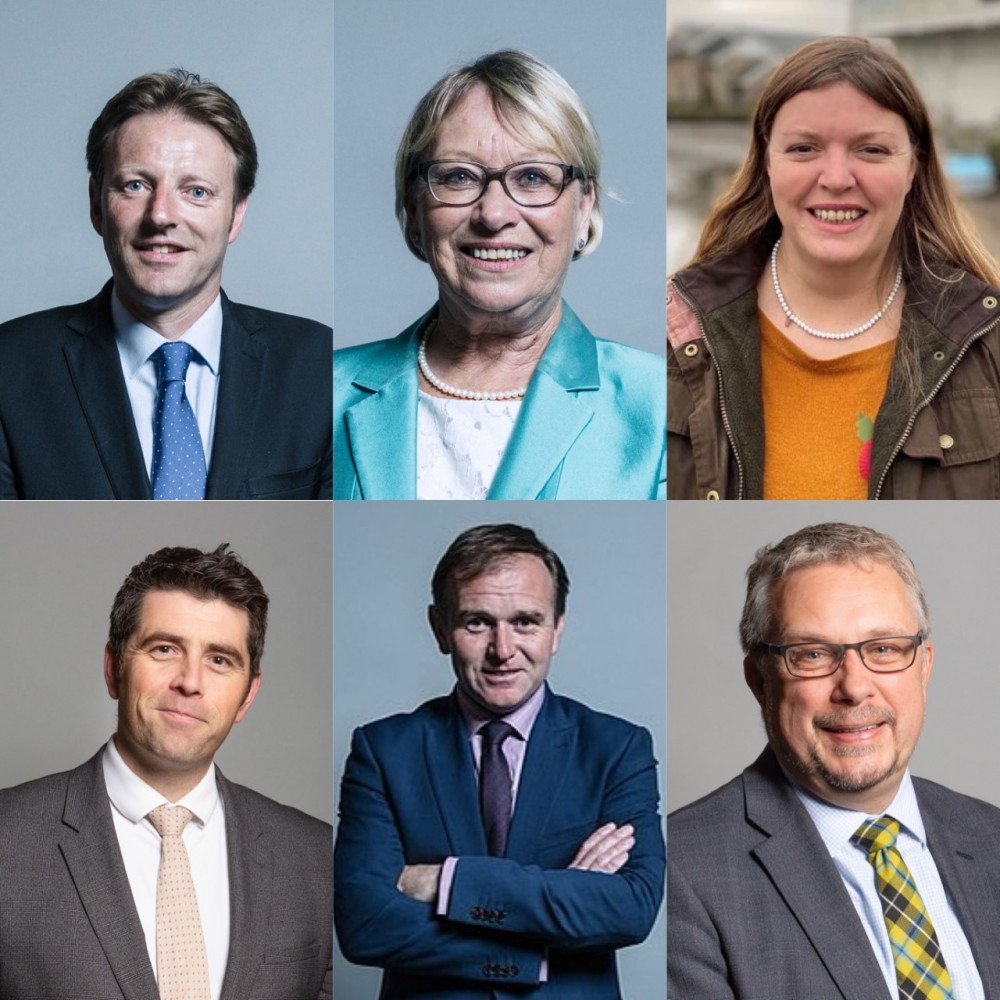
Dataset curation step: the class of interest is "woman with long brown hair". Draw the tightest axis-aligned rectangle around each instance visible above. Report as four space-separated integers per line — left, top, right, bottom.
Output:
668 36 1000 499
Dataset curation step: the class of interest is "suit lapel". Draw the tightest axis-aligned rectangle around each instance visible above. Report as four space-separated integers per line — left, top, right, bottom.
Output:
342 326 421 499
425 700 487 854
57 752 159 1000
505 689 573 861
206 296 265 499
217 773 273 1000
62 287 151 499
488 303 597 499
745 751 892 1000
919 784 1000 996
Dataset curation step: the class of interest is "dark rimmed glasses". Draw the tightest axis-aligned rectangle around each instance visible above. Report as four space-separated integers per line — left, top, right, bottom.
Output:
417 160 587 208
760 633 924 678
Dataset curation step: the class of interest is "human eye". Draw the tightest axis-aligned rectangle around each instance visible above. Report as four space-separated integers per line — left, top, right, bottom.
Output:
122 179 146 193
858 144 890 158
512 615 541 632
432 163 482 190
510 164 558 190
862 638 910 665
463 615 488 633
786 143 818 156
787 643 836 672
188 185 210 199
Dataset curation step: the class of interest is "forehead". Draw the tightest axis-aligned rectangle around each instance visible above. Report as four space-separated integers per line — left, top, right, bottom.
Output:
106 111 236 175
431 83 563 162
774 560 916 633
770 80 910 139
133 589 250 647
452 554 556 609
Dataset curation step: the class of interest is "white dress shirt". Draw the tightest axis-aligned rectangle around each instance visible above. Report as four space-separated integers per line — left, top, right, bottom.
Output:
112 290 222 477
102 738 230 1000
792 769 984 1000
417 392 520 499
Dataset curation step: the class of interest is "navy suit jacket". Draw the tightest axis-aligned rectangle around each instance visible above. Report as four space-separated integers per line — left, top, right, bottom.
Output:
0 283 332 498
667 747 1000 999
0 749 333 999
334 686 665 999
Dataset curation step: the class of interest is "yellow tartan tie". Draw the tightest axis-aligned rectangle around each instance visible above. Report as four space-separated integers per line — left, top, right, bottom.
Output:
852 816 955 1000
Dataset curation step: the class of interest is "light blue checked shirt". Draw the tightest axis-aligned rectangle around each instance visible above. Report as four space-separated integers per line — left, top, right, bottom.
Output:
792 769 984 1000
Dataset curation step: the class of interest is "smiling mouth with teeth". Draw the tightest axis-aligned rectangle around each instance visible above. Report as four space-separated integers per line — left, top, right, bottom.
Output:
810 208 865 223
470 247 528 260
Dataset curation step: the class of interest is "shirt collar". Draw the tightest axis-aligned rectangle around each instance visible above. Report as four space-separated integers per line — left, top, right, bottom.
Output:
102 736 220 828
112 288 223 377
455 682 547 743
786 764 927 855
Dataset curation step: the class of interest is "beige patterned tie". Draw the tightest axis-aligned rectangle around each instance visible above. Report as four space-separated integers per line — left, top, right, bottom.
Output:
147 805 211 1000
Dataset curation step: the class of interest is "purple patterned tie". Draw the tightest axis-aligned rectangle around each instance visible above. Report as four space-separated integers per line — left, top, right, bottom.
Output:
479 720 516 856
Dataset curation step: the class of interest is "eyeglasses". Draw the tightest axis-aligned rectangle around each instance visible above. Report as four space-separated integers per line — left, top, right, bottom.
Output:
417 160 587 208
759 633 923 678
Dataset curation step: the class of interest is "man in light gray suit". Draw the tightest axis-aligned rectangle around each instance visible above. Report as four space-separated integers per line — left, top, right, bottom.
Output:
0 544 332 999
668 523 1000 1000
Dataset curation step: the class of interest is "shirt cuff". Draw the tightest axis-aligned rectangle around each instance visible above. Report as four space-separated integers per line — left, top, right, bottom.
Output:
436 856 458 916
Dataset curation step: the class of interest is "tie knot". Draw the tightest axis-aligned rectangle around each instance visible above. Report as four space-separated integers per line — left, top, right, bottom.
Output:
154 341 196 384
851 814 900 857
148 804 194 839
479 719 516 749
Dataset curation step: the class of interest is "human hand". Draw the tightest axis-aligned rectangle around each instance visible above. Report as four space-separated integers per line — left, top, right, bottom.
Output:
396 863 442 903
568 822 635 873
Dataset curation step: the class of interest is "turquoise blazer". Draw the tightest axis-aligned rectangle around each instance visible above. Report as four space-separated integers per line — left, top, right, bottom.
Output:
333 302 665 499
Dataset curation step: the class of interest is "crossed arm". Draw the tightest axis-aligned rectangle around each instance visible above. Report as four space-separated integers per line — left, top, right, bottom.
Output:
333 722 665 986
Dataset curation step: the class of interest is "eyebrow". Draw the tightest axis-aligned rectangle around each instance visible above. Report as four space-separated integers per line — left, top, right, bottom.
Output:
775 129 902 142
779 625 914 643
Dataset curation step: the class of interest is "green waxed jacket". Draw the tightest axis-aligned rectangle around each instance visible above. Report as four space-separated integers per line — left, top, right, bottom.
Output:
668 242 1000 499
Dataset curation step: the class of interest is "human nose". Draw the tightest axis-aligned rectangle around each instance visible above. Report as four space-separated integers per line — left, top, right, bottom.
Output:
830 647 875 702
170 654 204 695
472 177 519 229
488 624 516 663
818 149 856 191
146 184 178 227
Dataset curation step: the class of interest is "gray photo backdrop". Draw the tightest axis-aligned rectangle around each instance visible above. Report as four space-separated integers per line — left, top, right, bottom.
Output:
0 0 333 327
668 501 1000 814
333 0 666 355
333 500 667 998
0 503 331 822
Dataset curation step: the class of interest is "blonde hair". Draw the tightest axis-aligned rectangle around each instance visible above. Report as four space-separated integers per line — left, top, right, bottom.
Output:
689 36 1000 286
395 49 603 261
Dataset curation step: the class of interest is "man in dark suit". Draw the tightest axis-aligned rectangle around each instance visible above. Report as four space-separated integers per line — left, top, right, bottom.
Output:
334 523 665 998
668 522 1000 999
0 543 332 999
0 69 331 499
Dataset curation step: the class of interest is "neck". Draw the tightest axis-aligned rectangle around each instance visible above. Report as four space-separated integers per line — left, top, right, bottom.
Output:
424 299 561 393
113 733 210 802
115 283 220 341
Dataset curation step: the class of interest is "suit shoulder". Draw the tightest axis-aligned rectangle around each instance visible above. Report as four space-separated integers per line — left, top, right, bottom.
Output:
221 779 332 849
226 300 332 342
914 775 1000 825
0 768 76 835
0 299 94 349
353 694 454 743
548 690 650 739
593 336 667 371
667 772 747 850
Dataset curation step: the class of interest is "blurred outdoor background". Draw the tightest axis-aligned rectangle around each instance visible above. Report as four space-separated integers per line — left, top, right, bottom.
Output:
667 0 1000 273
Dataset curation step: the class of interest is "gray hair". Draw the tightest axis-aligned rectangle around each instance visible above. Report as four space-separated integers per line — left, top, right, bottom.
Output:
740 523 929 668
395 49 603 261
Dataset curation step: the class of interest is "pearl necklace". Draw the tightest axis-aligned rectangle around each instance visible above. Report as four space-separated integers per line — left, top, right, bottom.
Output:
770 238 903 341
417 320 527 401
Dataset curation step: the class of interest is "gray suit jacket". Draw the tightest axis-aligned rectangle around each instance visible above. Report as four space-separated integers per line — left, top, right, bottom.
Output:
667 747 1000 1000
0 750 332 999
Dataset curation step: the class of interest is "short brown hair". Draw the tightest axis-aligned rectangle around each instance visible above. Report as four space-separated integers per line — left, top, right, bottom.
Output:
87 68 258 204
108 544 269 676
431 523 569 619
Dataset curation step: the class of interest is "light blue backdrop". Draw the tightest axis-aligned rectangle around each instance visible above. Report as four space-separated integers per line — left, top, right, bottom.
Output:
333 501 667 998
333 0 666 355
0 0 333 326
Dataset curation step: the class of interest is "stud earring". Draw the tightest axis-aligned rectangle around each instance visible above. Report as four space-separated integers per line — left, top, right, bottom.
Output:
576 237 586 252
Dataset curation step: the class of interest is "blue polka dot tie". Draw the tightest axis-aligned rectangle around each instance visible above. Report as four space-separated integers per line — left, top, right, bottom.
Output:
152 342 207 500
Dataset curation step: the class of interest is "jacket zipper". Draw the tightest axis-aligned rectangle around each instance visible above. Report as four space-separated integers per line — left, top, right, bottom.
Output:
873 315 1000 498
672 281 746 499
